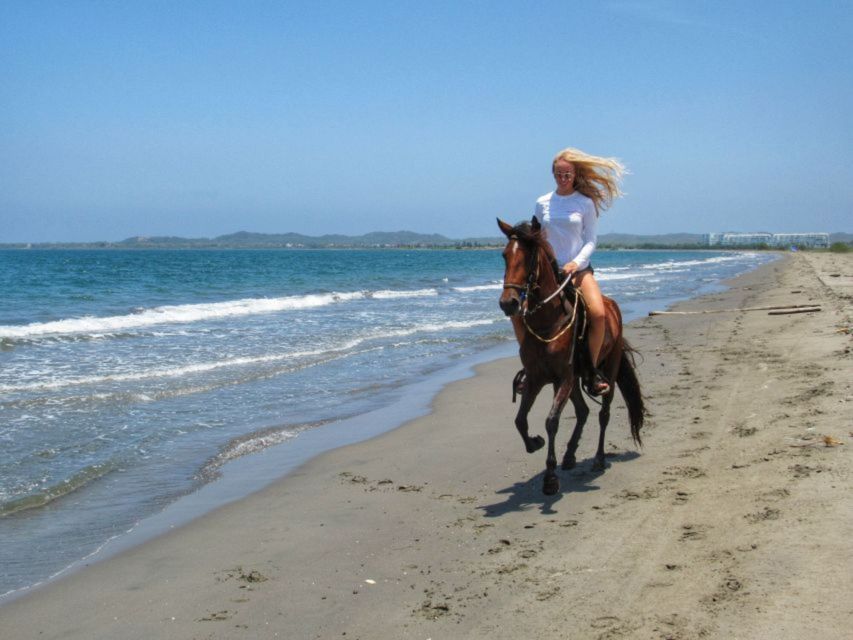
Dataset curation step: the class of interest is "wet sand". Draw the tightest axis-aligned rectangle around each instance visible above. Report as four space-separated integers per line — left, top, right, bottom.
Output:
1 251 851 640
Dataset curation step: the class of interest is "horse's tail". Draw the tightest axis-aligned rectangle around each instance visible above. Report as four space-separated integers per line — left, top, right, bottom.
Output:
616 339 645 446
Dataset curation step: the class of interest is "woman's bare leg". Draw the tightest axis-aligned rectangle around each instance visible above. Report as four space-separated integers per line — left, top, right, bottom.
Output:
574 270 609 393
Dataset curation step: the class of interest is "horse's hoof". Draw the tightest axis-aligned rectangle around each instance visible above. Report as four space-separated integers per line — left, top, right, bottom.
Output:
591 457 606 472
561 456 576 470
526 435 545 454
543 476 560 496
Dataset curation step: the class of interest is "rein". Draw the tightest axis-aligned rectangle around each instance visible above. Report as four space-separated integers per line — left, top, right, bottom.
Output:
523 291 582 343
524 274 573 317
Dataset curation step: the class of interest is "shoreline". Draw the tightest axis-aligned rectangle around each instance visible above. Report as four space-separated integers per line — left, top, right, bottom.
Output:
2 251 850 639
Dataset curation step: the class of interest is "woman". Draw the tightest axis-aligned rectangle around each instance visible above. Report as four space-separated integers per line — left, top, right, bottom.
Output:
533 147 625 395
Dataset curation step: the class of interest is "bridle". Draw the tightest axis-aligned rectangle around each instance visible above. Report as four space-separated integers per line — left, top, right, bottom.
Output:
502 235 584 344
501 235 541 308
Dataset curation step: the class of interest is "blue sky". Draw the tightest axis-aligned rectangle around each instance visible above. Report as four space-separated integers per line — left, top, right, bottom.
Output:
2 1 851 242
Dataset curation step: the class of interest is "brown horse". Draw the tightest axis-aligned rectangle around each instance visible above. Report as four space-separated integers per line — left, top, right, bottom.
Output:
497 217 645 495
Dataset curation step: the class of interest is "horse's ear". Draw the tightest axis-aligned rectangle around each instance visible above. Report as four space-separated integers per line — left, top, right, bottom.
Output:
497 218 514 238
531 216 541 232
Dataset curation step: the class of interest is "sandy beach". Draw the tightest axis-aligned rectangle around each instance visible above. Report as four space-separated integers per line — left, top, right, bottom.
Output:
1 251 851 640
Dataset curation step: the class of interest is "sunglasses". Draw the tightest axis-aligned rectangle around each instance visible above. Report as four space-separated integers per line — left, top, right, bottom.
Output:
553 171 574 180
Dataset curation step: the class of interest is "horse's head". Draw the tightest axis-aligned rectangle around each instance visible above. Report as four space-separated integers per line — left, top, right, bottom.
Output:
497 216 545 317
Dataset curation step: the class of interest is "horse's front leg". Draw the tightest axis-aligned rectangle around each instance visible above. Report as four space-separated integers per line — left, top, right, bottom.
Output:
562 381 589 470
543 377 574 495
515 377 545 454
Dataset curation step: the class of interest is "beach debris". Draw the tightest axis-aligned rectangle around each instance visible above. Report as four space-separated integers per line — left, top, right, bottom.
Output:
364 579 376 585
767 307 822 315
789 435 844 448
649 304 821 316
822 435 844 447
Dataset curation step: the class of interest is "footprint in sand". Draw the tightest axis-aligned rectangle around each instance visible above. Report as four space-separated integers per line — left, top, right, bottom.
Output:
196 610 233 622
679 524 709 541
704 575 744 608
759 487 790 501
496 563 528 575
589 615 629 635
677 445 710 458
486 539 512 555
536 586 561 601
216 566 269 587
744 506 781 523
789 463 827 478
339 471 368 484
663 465 706 479
673 490 690 505
732 423 758 437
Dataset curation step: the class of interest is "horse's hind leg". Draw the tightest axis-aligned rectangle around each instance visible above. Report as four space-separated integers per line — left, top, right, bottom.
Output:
515 379 545 454
591 390 614 471
562 382 589 470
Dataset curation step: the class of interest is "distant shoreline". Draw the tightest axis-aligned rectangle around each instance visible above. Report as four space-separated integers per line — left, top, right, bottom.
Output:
2 229 849 251
0 244 783 252
0 243 833 252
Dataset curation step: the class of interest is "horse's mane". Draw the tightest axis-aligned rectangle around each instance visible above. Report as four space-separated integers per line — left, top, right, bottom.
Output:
511 221 560 275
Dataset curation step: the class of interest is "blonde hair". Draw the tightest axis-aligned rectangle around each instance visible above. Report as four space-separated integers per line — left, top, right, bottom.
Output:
552 147 626 215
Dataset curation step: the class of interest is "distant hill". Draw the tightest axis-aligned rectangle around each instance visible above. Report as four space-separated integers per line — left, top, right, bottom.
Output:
117 230 468 248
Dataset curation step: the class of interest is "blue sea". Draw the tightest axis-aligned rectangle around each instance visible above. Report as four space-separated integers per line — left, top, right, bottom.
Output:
0 247 775 598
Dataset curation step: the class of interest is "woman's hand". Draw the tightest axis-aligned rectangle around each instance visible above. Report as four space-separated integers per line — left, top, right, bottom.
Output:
562 261 580 277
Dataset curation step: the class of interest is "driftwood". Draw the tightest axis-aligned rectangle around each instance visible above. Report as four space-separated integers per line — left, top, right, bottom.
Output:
649 304 821 316
767 307 822 316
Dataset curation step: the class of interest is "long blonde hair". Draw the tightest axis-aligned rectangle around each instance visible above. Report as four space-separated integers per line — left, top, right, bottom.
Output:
552 147 626 216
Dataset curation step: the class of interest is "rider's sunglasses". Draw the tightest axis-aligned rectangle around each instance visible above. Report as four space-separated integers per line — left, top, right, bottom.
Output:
553 171 574 180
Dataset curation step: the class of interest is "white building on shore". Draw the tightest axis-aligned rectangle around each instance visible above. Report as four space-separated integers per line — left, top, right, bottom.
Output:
704 232 829 249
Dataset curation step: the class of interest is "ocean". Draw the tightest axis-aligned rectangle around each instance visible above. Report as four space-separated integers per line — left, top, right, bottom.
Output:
0 247 776 598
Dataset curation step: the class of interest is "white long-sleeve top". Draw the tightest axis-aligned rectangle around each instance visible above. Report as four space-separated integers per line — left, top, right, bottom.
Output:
533 191 598 271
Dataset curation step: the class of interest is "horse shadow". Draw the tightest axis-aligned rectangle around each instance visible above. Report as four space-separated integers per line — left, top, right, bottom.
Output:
478 450 641 517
